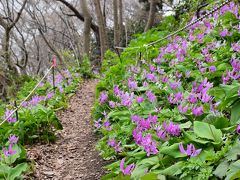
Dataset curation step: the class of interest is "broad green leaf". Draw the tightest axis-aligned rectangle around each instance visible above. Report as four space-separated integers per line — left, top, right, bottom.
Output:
141 172 158 180
179 121 192 129
113 173 130 180
131 165 148 179
225 140 240 161
160 143 186 158
226 160 240 180
213 161 229 178
193 121 222 143
158 162 184 176
183 131 209 144
203 114 229 129
230 101 240 125
8 163 28 180
137 156 159 166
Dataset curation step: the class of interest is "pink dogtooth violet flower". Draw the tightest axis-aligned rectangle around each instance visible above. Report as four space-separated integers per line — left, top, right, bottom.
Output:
136 96 144 104
109 101 116 108
179 143 202 157
8 135 19 144
178 103 188 113
209 66 216 73
4 109 17 123
192 106 204 116
99 91 108 104
236 124 240 135
157 130 167 140
220 29 232 37
232 43 240 53
3 144 17 157
128 78 138 90
163 121 181 136
146 90 156 103
120 158 135 175
188 94 198 104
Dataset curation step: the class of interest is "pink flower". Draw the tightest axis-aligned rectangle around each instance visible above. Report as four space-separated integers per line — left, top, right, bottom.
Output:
157 130 167 140
179 143 201 157
209 66 216 73
120 158 135 175
128 78 138 90
178 103 188 113
136 96 144 104
188 94 197 103
8 135 18 144
236 124 240 135
192 106 204 116
163 121 181 136
232 43 240 53
220 29 232 37
3 144 17 157
109 101 116 108
146 90 156 103
4 109 17 123
99 91 108 104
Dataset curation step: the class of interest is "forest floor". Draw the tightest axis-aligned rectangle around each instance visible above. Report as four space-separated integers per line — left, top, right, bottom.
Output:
27 79 108 180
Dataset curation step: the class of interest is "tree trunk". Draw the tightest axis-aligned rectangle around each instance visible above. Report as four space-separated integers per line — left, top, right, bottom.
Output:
81 0 92 57
113 0 120 47
118 0 124 46
144 0 157 32
56 0 101 48
93 0 108 61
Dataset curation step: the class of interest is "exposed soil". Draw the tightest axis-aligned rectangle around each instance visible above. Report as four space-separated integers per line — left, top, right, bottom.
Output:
27 79 108 180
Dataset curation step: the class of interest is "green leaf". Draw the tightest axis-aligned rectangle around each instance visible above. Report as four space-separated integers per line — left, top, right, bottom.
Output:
213 161 229 178
141 172 158 180
226 160 240 180
183 131 209 144
160 143 186 158
179 121 192 129
113 173 130 180
158 162 184 176
138 156 159 166
8 163 28 180
193 121 222 143
0 164 10 176
225 140 240 161
230 101 240 125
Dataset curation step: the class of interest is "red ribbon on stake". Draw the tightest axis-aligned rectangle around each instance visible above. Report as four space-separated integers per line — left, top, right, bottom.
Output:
52 55 57 67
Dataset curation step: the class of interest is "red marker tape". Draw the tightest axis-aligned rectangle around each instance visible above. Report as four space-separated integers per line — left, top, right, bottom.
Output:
52 56 57 67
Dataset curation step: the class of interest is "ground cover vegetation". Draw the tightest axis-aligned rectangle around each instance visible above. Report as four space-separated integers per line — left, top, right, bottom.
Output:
93 1 240 179
0 66 82 179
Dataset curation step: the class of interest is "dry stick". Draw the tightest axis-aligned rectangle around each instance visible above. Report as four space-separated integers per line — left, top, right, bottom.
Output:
115 0 231 50
0 65 54 127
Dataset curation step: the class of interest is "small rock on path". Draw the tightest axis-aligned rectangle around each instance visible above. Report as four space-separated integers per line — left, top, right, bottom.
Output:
27 79 108 180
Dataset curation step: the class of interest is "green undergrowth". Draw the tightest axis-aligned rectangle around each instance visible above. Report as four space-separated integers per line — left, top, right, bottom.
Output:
93 1 240 180
0 67 82 179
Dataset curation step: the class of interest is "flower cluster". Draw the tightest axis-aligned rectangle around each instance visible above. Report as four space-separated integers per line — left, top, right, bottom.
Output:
108 138 122 152
2 135 19 157
4 109 17 123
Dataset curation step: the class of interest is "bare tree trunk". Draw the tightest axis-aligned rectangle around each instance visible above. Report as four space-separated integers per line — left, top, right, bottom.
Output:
38 28 66 69
56 0 101 48
93 0 108 61
81 0 92 57
118 0 124 46
144 0 157 32
113 0 119 47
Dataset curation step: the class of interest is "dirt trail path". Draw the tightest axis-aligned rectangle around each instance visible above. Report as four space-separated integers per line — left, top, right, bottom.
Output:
28 80 107 180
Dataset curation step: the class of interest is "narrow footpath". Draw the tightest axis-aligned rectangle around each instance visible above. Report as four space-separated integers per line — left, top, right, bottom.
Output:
27 80 107 180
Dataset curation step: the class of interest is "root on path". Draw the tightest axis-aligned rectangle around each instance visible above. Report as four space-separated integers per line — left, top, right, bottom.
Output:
27 80 107 180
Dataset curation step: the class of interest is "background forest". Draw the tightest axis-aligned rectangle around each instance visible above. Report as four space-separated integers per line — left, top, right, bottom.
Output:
0 0 204 101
